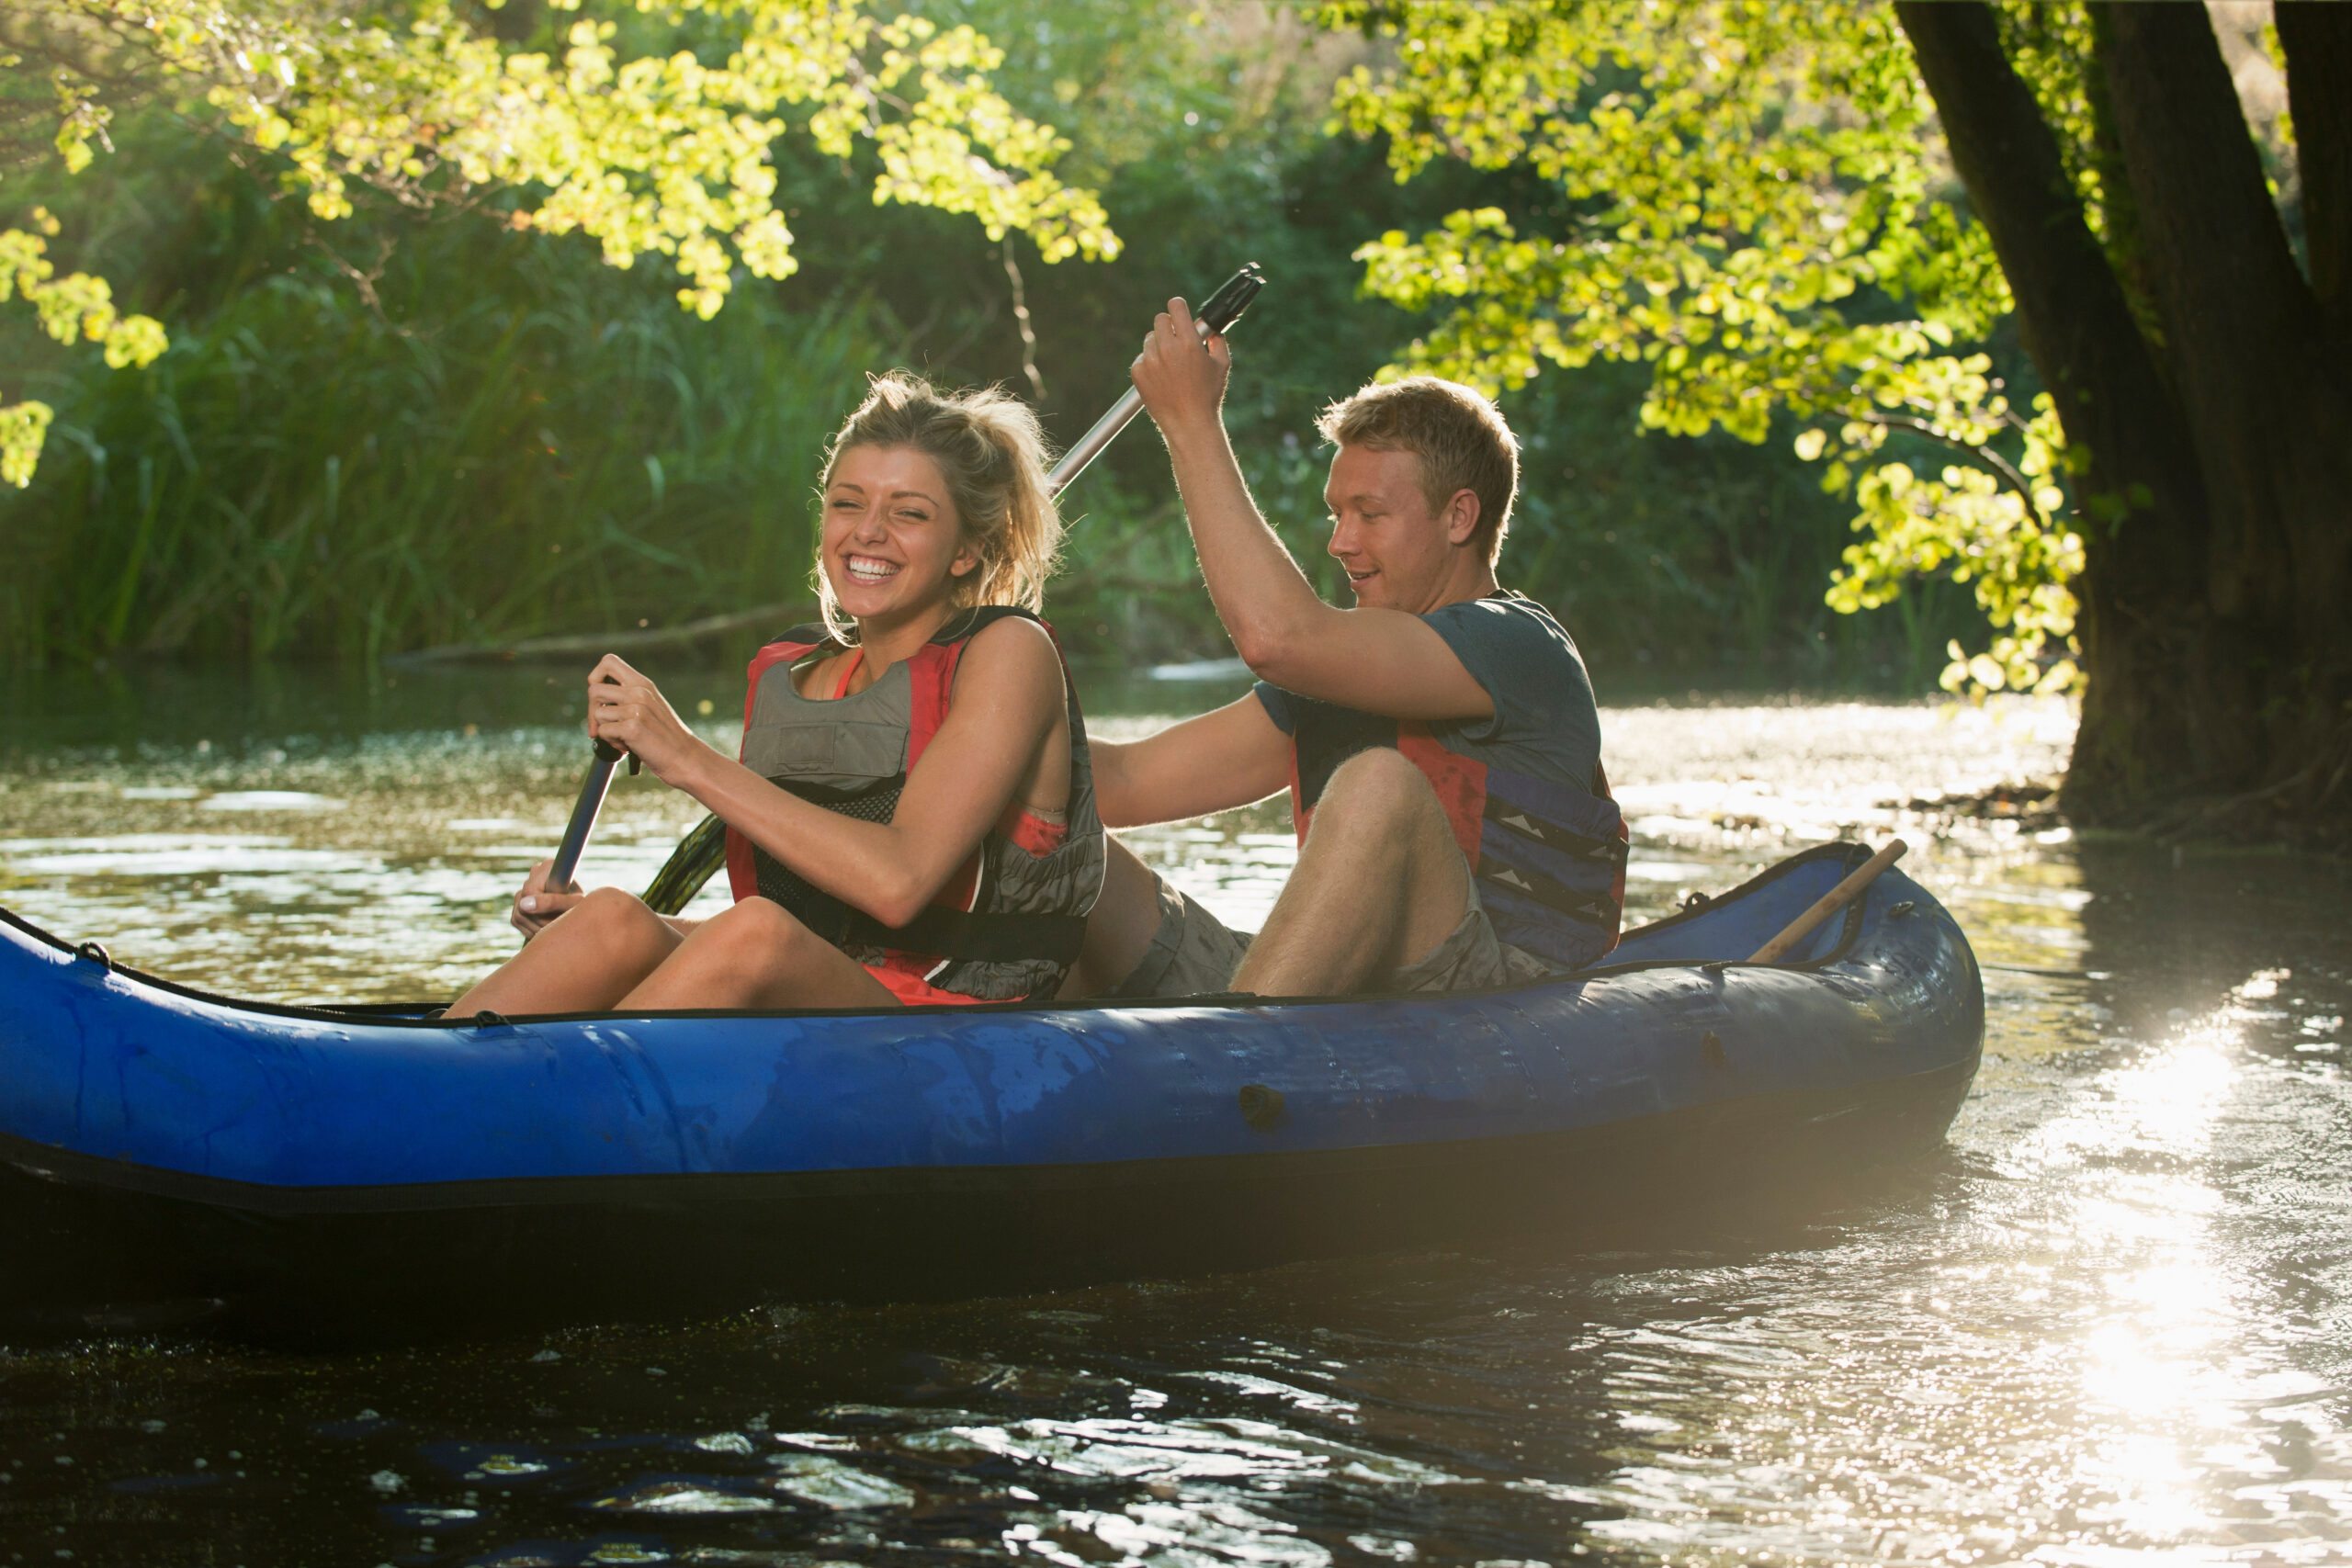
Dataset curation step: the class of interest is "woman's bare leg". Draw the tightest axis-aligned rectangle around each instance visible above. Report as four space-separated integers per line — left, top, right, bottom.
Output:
447 887 684 1018
620 897 899 1011
1057 835 1162 999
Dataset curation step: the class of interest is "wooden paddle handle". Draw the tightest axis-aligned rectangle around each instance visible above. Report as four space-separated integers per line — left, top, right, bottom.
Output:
1747 839 1908 964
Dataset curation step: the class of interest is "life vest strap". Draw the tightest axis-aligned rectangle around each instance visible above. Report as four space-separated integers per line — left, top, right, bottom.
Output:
1482 794 1626 862
800 900 1089 965
1480 857 1620 928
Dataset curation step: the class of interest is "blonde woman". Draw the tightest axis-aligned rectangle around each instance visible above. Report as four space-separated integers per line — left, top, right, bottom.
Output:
447 373 1103 1015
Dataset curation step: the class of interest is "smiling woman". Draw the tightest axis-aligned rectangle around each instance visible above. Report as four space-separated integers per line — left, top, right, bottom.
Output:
443 374 1103 1018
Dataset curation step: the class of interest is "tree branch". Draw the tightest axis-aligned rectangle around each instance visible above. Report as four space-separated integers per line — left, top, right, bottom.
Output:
1857 412 2036 508
1894 3 2198 528
1001 234 1046 401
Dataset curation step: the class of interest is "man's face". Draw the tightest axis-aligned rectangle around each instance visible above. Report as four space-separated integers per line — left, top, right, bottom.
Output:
1323 444 1465 612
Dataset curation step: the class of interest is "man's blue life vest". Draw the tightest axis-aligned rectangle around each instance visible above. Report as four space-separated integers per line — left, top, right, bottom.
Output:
1284 697 1628 970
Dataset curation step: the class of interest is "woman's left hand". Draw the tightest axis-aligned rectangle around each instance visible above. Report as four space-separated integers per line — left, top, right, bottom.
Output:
586 654 705 787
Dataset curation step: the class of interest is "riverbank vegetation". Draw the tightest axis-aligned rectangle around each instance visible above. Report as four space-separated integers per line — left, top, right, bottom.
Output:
0 0 1985 688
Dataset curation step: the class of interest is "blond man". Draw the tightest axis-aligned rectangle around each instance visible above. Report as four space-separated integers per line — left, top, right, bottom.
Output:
1073 300 1627 998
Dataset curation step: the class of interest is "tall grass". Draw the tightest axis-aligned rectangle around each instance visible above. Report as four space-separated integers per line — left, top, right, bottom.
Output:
2 195 881 668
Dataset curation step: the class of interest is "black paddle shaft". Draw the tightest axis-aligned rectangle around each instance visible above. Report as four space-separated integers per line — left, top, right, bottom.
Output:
548 677 638 895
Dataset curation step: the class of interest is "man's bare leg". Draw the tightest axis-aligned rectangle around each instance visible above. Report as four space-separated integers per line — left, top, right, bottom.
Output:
620 897 899 1011
1231 748 1470 996
1057 835 1163 999
447 887 684 1018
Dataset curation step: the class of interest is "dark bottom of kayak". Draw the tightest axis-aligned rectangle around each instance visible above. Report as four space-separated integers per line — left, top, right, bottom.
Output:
0 1058 1971 1346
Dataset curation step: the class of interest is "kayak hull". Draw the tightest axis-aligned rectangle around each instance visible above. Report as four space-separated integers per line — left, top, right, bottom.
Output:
0 843 1983 1337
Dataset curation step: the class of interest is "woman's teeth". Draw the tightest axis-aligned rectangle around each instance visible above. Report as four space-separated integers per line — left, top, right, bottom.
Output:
845 556 899 584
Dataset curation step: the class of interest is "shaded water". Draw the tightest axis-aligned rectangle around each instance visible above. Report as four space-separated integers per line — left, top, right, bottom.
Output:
2 668 2348 1565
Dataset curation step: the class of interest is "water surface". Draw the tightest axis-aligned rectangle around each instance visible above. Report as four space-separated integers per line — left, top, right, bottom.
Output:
1 667 2346 1565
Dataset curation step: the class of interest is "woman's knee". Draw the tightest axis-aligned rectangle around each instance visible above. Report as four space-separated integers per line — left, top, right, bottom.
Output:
678 897 820 965
562 886 672 962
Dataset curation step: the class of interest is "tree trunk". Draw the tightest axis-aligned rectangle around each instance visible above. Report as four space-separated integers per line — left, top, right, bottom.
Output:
2275 3 2351 325
1893 2 2215 811
1896 2 2352 834
2098 2 2352 824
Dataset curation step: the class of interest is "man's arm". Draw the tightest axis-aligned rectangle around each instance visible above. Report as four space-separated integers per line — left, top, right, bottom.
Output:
1128 299 1491 721
1091 694 1292 829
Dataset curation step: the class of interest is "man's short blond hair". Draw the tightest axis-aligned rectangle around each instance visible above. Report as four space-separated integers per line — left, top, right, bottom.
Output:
1315 376 1519 562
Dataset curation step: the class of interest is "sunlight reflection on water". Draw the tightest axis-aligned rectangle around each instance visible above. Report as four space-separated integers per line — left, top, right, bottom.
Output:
0 692 2080 1000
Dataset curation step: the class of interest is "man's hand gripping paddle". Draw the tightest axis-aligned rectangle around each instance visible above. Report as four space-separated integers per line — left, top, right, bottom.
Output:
548 264 1267 916
1046 263 1262 494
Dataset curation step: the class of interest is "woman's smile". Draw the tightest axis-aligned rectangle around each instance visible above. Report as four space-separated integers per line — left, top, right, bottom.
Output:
820 444 970 619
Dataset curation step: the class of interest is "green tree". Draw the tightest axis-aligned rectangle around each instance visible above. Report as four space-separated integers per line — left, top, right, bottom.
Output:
0 0 1114 486
1322 0 2350 830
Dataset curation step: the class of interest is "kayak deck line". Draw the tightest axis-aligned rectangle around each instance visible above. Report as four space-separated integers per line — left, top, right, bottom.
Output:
0 841 1892 1029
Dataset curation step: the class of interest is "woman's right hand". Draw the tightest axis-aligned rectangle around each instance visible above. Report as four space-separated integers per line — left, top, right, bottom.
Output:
511 859 584 941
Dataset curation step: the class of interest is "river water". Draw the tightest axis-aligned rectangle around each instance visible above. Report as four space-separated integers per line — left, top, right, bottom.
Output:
0 666 2346 1566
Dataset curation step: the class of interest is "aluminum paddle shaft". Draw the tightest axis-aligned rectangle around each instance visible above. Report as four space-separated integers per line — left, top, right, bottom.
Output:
543 262 1266 897
548 674 639 893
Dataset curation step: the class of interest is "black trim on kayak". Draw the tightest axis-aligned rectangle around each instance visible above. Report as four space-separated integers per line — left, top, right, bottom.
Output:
0 1051 1976 1218
0 840 1883 1029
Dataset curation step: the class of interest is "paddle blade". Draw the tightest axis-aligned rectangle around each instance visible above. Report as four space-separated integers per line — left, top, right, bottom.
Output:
643 812 731 916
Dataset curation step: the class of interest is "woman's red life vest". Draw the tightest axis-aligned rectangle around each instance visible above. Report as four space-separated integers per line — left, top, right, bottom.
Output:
723 606 1104 1001
1284 696 1628 969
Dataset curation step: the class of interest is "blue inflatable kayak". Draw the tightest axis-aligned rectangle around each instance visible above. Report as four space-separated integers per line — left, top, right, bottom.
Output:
0 843 1980 1337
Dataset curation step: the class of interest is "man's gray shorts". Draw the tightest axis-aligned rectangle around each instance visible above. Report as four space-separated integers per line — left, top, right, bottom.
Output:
1106 867 1557 998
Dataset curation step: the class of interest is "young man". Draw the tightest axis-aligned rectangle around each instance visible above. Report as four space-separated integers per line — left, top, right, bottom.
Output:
1070 299 1626 998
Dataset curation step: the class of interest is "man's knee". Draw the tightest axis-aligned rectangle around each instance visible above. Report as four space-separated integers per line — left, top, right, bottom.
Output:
1313 748 1444 837
1302 747 1469 913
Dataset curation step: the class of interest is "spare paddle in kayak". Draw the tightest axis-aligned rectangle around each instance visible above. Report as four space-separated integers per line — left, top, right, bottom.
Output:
1747 838 1907 964
549 264 1269 913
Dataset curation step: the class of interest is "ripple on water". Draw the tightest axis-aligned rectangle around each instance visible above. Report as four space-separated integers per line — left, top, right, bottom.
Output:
3 686 2350 1565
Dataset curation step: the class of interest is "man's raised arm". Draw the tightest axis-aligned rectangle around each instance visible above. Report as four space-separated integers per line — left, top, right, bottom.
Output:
1128 298 1492 722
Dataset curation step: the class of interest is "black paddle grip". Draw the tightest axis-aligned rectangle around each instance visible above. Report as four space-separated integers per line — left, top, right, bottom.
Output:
1197 263 1264 336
